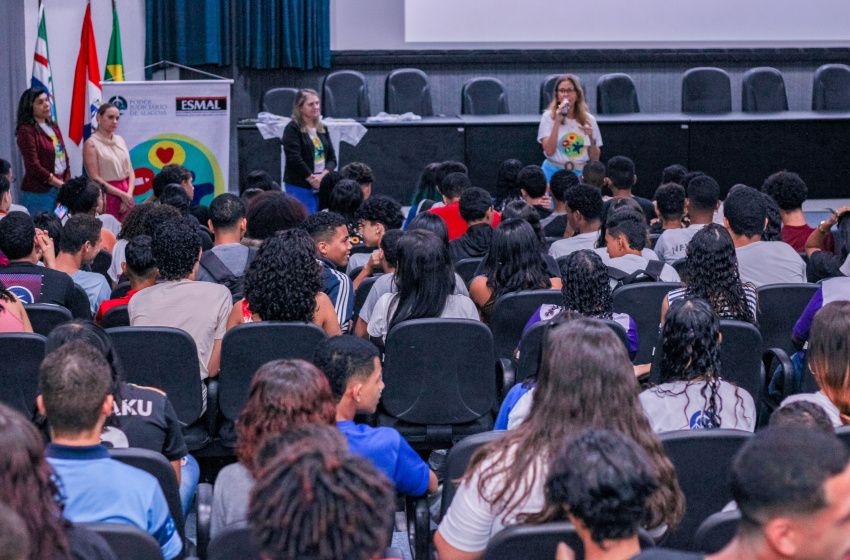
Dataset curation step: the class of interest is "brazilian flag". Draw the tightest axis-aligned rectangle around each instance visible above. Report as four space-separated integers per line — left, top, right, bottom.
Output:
104 0 123 82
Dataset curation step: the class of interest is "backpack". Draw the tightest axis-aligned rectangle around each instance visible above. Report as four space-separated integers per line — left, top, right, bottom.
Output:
198 247 258 304
607 259 666 289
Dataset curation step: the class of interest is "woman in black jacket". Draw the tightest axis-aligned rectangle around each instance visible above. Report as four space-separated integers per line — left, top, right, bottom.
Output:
282 89 336 214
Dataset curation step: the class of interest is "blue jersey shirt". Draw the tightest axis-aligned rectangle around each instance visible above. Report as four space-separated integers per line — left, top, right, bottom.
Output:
337 420 430 497
46 444 182 560
320 257 353 333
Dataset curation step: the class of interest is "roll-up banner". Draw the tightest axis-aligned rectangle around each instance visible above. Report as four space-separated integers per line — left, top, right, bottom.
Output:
101 80 233 206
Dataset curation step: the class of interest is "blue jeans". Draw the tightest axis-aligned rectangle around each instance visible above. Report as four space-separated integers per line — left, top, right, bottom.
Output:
541 160 582 183
180 454 200 517
20 188 59 215
285 183 318 214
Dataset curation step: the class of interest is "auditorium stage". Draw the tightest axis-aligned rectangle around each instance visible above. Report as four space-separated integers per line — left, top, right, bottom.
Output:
237 112 850 203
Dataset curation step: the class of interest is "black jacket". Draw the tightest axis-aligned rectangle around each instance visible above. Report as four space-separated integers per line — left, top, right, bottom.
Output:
449 223 493 263
282 119 337 189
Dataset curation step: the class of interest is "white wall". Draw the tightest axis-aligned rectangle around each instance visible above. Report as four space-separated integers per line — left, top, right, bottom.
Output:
23 0 146 177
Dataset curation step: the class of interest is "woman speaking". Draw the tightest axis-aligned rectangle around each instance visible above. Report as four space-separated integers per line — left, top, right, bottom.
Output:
83 102 135 222
282 89 336 214
538 74 602 182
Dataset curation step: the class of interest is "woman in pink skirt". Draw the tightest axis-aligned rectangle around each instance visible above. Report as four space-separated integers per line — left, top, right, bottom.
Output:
83 102 135 221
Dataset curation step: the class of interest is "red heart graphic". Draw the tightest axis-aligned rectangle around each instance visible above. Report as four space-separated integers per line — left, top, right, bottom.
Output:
156 147 174 164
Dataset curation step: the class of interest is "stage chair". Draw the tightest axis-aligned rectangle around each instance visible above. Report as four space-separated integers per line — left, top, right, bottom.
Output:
742 67 788 112
462 77 510 115
24 303 72 336
482 522 654 560
540 74 561 112
756 283 819 356
322 70 371 118
0 332 45 417
682 67 732 114
260 87 298 116
101 304 130 329
612 282 682 364
812 64 850 111
385 68 433 116
489 290 563 362
78 523 165 560
695 510 741 554
596 73 640 114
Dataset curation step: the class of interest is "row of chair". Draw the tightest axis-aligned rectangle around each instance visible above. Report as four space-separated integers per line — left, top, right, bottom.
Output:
261 64 850 118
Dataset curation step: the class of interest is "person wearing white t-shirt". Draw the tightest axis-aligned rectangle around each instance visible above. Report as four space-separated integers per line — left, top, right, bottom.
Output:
723 186 806 287
603 208 680 289
537 74 602 182
654 175 721 264
549 183 603 260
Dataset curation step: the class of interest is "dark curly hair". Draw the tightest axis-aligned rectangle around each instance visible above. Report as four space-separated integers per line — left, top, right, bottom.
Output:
354 195 404 230
681 223 756 324
484 219 551 301
158 184 190 217
761 192 783 242
151 218 201 280
340 161 374 186
494 158 523 209
117 203 158 241
545 429 659 545
243 229 322 322
761 170 808 212
56 176 100 215
246 191 308 240
235 359 336 473
654 183 686 221
249 433 394 560
140 204 181 238
559 250 613 319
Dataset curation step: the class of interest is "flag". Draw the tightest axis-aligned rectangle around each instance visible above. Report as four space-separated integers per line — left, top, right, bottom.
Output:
104 0 124 82
69 0 102 145
31 1 58 123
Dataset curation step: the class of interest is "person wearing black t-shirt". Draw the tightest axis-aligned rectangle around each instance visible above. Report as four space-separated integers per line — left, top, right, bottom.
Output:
603 155 656 223
449 187 494 264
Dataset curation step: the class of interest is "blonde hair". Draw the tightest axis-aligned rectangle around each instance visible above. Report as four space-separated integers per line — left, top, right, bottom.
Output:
545 74 590 127
291 88 325 133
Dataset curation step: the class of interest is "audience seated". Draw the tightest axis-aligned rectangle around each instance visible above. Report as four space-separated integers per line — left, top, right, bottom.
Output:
210 359 336 537
348 195 404 288
435 318 683 559
805 206 850 282
107 203 157 283
603 156 656 222
129 218 232 390
150 163 193 204
0 280 32 332
449 186 495 263
661 164 688 186
314 335 438 496
328 179 365 241
244 190 308 243
340 161 374 200
0 212 90 317
541 169 579 238
301 211 355 333
769 400 834 433
226 228 341 335
761 171 817 252
548 183 604 259
493 158 523 211
603 208 679 288
96 235 157 323
501 199 550 249
594 197 659 262
158 184 213 250
654 175 720 264
641 297 756 432
724 185 806 286
518 165 552 221
196 193 254 299
316 169 342 212
239 169 280 196
404 162 441 228
761 192 784 242
0 402 117 560
56 176 119 247
53 215 110 315
38 342 182 559
651 182 686 234
430 172 476 241
579 159 607 192
0 175 11 218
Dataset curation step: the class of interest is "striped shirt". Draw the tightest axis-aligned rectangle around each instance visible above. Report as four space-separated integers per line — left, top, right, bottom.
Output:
319 258 353 333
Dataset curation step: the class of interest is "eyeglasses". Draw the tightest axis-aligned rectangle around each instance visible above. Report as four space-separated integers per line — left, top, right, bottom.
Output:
558 88 576 94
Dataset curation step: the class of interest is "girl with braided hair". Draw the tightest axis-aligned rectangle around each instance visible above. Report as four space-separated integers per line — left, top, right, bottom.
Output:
640 297 755 432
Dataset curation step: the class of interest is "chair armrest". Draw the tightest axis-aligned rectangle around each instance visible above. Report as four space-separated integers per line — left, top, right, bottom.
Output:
761 348 794 412
205 378 219 437
406 494 431 560
196 482 213 559
496 359 515 403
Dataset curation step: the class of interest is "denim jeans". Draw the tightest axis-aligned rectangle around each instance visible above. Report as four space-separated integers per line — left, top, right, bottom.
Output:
285 183 318 214
19 188 59 215
180 454 200 517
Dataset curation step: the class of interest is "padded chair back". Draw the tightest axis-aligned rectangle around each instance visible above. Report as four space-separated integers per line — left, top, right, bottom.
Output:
92 249 112 285
110 281 132 300
612 282 682 364
219 322 328 422
490 290 563 361
660 429 752 550
837 425 850 449
441 431 505 517
208 522 260 560
681 67 732 113
110 448 186 543
742 67 789 112
812 63 850 111
260 87 298 116
322 70 371 118
462 77 509 115
540 74 561 112
483 522 654 560
756 283 819 356
78 522 165 560
695 510 741 554
454 257 484 285
0 333 45 416
353 276 379 320
101 304 130 329
385 68 433 116
107 327 204 426
596 73 640 114
516 318 629 383
382 319 496 425
71 283 92 318
24 303 72 336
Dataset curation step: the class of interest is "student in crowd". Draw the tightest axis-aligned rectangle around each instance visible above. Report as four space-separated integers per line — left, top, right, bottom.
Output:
245 190 308 242
239 169 280 196
196 194 254 298
651 182 686 235
470 219 561 324
435 319 684 559
494 158 524 211
804 206 850 282
0 403 117 560
661 224 757 325
594 197 659 260
654 175 720 264
641 298 756 432
53 215 110 316
724 185 806 286
314 336 438 496
761 171 817 252
96 235 158 323
0 280 32 333
39 342 182 559
301 211 354 333
248 430 396 560
150 164 194 204
661 164 688 185
404 162 441 228
368 230 479 344
580 159 607 192
603 156 656 222
541 169 579 238
129 218 232 390
328 179 364 241
348 195 405 288
227 228 340 335
635 427 850 560
316 170 342 212
409 210 451 246
210 359 336 537
0 158 26 215
158 184 214 250
604 208 679 288
548 183 604 259
31 211 62 245
55 177 119 249
430 172 475 240
0 175 11 218
449 186 495 263
542 430 660 560
518 165 552 221
0 212 89 316
107 203 157 283
341 161 374 200
770 400 834 433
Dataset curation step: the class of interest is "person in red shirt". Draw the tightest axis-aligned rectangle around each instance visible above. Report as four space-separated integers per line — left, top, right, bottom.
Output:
430 172 501 241
762 170 831 253
96 235 157 324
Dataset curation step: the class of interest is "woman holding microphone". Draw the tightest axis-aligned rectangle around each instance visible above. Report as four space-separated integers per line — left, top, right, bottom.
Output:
83 102 135 222
282 89 336 214
538 74 602 182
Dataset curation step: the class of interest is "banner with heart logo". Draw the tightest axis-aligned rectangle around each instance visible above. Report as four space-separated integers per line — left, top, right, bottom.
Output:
101 79 233 206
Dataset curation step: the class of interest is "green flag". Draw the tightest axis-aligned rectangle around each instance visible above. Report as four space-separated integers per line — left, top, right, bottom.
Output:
104 0 123 82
